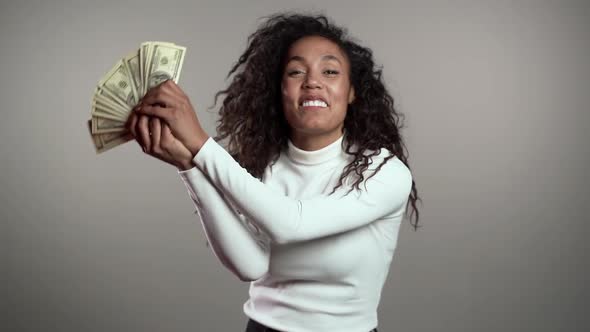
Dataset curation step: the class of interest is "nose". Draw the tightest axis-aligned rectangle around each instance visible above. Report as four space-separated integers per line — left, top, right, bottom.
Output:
303 71 322 89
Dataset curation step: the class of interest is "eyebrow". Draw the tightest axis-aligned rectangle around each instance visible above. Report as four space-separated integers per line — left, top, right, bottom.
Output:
286 54 342 64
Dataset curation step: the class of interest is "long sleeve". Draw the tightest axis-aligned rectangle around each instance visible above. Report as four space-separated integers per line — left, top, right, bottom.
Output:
178 166 270 281
192 137 413 245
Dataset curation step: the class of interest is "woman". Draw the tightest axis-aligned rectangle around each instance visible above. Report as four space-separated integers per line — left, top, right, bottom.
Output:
127 12 421 332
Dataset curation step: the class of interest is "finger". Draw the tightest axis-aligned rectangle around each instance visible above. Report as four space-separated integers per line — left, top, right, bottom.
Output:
161 79 189 102
133 114 142 140
160 122 176 147
149 117 162 152
142 84 179 108
160 123 178 155
163 79 187 99
135 104 171 122
126 112 138 137
161 122 173 139
136 115 151 152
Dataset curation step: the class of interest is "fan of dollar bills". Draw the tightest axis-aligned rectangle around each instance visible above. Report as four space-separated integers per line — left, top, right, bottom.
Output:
87 41 186 154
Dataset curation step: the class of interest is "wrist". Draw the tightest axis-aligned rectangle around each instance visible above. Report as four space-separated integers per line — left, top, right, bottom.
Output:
187 132 209 158
176 159 195 171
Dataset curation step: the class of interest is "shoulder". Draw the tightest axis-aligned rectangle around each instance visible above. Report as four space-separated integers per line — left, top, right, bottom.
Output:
352 146 412 183
340 143 413 198
347 148 413 215
339 142 413 185
369 149 412 188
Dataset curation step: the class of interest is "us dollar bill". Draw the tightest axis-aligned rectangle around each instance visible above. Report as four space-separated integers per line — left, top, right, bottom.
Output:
91 113 126 134
145 42 186 90
97 59 137 109
93 88 130 117
88 41 186 154
87 120 132 154
91 100 127 122
141 41 179 94
123 51 141 103
139 42 151 97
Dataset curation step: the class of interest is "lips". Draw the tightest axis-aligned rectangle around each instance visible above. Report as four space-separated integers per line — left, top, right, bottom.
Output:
299 95 329 108
299 95 328 106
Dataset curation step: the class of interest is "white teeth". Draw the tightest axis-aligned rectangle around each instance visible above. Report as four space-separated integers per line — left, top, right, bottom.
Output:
301 100 328 107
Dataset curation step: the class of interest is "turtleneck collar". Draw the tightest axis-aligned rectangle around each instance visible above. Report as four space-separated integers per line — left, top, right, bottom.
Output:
286 134 345 165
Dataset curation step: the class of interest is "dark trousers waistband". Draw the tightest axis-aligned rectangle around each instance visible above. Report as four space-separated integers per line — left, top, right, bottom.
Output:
245 318 378 332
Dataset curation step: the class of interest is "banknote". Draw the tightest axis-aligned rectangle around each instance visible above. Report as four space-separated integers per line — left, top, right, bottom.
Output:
145 42 186 90
87 120 133 154
87 41 186 153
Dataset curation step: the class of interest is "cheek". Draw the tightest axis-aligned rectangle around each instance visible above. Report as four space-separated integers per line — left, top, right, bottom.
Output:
281 84 298 105
335 82 352 102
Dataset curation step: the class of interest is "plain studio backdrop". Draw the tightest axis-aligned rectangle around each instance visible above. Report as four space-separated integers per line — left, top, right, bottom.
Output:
2 0 588 331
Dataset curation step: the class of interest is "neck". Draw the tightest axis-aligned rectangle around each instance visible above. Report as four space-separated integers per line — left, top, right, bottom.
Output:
289 130 345 151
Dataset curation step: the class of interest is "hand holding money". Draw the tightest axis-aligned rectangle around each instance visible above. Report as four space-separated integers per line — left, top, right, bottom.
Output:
131 79 210 159
87 41 186 154
126 115 195 170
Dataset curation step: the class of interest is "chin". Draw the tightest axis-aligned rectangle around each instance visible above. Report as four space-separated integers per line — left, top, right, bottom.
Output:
294 125 338 136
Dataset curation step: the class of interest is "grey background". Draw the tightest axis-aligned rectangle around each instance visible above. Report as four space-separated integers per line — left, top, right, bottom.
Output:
2 0 588 331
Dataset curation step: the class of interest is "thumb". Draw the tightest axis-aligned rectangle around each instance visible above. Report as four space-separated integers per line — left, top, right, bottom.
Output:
161 123 175 141
162 123 193 163
162 123 188 152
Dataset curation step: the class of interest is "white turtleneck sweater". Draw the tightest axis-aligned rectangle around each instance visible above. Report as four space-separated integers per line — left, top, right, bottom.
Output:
178 134 413 332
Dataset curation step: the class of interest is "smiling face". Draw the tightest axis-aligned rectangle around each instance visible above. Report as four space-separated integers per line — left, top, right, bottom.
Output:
281 35 355 150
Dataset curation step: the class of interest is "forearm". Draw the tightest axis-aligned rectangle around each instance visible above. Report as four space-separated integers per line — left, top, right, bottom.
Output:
179 167 270 281
192 137 413 244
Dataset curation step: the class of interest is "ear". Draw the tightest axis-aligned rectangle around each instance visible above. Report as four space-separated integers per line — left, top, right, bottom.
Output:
348 86 355 104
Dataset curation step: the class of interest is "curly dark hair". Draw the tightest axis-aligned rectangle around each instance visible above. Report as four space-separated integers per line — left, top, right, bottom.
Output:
211 12 422 230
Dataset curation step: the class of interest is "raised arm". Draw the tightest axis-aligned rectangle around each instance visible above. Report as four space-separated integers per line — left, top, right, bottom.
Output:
193 137 413 245
179 166 270 281
131 81 412 245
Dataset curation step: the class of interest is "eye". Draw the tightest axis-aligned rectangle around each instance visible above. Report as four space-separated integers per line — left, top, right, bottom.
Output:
324 69 340 75
287 69 304 76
